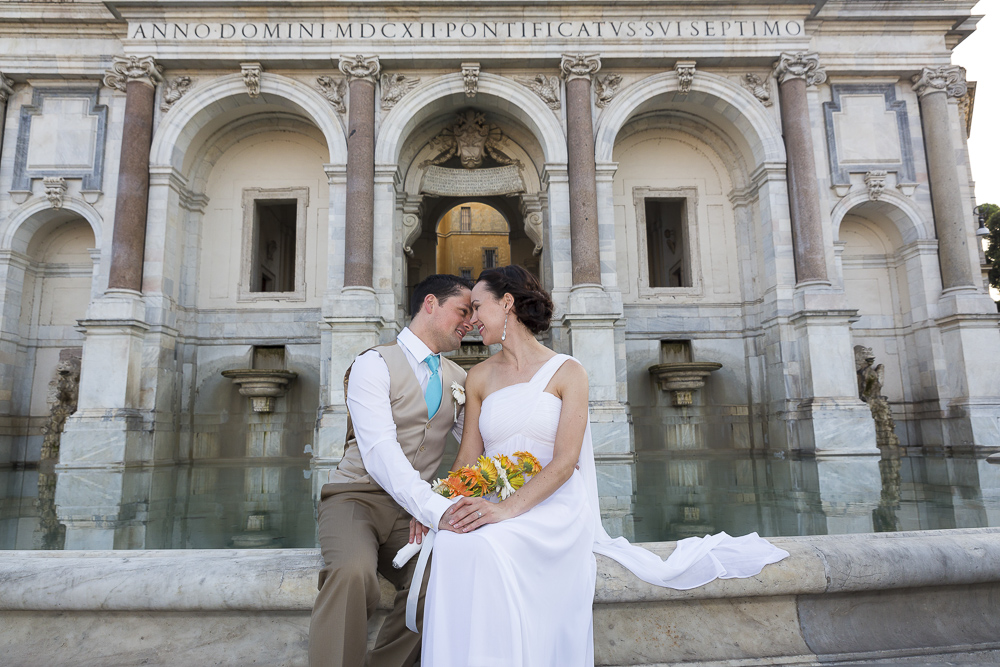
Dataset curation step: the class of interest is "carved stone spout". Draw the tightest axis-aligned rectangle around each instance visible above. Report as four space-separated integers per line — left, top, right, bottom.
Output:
221 369 297 413
648 362 722 406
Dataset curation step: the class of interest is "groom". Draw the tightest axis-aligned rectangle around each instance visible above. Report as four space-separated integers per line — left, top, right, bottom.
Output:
309 274 474 667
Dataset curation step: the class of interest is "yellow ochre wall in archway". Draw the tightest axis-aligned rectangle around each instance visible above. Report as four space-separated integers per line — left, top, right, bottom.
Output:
436 202 511 278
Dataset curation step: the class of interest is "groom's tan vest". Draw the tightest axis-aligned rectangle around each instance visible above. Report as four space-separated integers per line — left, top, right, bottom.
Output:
329 342 466 487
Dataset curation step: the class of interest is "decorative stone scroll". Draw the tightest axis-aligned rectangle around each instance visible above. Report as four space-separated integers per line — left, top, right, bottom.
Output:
560 53 601 82
741 72 772 106
316 76 346 113
675 61 696 94
380 73 420 110
0 71 13 103
339 54 381 82
773 52 827 87
160 76 192 112
241 62 262 98
594 73 622 108
43 176 67 209
864 170 887 201
462 63 480 97
514 74 561 110
420 164 525 197
911 65 967 99
103 55 163 91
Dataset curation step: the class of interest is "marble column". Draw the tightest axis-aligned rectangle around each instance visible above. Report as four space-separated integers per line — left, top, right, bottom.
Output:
104 56 162 293
774 52 830 285
0 71 13 164
911 66 976 290
560 54 602 286
338 55 380 288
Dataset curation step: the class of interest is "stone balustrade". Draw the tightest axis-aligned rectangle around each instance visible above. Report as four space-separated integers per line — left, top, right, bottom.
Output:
3 528 1000 666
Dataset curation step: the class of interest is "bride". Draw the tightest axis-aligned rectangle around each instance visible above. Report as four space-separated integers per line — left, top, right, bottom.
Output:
417 265 787 666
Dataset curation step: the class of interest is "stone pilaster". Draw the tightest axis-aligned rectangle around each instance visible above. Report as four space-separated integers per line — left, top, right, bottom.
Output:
560 54 602 287
911 66 976 291
104 56 162 293
0 71 13 164
339 55 380 288
774 52 830 285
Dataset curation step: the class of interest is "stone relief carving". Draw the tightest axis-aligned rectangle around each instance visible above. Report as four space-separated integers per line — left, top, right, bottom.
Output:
675 61 697 95
103 55 163 91
864 170 888 201
380 73 420 110
420 110 521 170
0 71 13 103
514 74 561 110
402 212 421 256
339 54 381 82
39 348 82 461
316 76 347 113
741 72 772 106
911 65 967 99
594 73 622 108
43 177 66 209
855 345 901 449
241 62 262 98
160 76 192 112
559 53 601 81
462 63 480 98
773 52 827 87
957 86 974 138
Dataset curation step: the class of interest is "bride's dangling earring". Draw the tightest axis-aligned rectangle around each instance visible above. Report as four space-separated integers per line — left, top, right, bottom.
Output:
501 313 508 342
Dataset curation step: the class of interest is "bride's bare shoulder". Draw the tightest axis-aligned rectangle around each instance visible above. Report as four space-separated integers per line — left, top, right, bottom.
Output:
465 357 496 395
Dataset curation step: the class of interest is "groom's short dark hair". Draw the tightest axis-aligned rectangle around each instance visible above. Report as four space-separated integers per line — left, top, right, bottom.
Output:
410 274 473 317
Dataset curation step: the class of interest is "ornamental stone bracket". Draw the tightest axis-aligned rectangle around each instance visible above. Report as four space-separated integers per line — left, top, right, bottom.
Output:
675 61 697 95
864 170 887 201
338 54 381 83
43 177 67 209
160 76 192 112
400 195 423 257
240 63 262 98
103 55 163 91
380 73 420 110
594 73 622 108
316 76 347 114
741 72 772 106
0 71 13 103
560 53 601 82
514 74 561 110
773 52 827 87
911 65 968 99
462 63 480 98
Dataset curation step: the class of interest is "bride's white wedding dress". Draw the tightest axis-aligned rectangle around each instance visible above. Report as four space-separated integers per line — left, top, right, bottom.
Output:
421 354 788 667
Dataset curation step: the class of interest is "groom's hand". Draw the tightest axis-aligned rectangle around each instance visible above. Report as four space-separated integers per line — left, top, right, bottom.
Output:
409 517 430 544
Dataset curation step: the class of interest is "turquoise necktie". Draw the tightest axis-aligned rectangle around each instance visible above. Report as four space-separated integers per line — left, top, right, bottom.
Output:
424 354 442 419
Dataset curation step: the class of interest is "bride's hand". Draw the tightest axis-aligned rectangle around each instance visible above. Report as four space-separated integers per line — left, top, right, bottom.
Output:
447 497 507 532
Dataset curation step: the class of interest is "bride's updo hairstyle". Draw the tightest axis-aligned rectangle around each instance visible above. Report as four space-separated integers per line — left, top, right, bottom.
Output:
476 265 554 335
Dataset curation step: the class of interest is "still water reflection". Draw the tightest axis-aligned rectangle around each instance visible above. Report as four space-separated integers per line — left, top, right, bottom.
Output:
2 452 999 550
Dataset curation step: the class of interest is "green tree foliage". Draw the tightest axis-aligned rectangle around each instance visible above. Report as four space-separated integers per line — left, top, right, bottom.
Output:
982 203 1000 303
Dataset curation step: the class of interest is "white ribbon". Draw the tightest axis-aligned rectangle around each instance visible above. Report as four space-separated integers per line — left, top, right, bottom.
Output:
398 531 434 634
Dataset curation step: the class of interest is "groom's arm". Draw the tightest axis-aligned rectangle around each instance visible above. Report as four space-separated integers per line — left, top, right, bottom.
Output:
346 351 453 531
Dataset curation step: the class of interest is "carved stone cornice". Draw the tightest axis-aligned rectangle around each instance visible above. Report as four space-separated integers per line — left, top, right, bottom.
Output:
241 63 262 98
911 65 967 99
773 52 827 87
560 54 601 82
0 72 13 104
339 55 381 83
104 55 163 91
675 61 696 95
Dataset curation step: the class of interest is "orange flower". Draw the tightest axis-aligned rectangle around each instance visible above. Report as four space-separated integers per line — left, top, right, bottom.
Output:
514 451 542 475
440 476 473 498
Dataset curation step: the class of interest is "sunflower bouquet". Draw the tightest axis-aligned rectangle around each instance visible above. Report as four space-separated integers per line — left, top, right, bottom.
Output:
431 451 543 500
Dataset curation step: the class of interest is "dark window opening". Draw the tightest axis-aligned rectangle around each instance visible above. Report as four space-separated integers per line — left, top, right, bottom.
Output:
645 199 687 288
253 200 297 293
483 247 498 270
459 206 471 232
460 266 473 280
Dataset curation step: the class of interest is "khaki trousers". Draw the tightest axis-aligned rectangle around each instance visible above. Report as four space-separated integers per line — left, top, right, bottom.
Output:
309 483 429 667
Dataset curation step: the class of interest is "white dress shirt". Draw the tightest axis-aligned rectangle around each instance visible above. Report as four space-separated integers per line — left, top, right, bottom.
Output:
346 327 463 531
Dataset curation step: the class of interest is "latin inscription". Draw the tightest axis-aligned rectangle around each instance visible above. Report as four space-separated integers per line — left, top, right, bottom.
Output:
129 19 804 42
421 166 525 197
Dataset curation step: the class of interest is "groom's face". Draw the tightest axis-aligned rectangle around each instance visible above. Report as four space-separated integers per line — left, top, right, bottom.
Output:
429 288 474 352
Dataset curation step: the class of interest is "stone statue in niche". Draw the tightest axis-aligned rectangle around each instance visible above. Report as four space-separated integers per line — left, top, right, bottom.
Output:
39 347 83 461
854 345 901 448
420 110 521 170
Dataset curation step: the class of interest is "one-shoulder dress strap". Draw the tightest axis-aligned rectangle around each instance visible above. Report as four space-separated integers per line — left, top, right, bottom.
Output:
530 353 575 393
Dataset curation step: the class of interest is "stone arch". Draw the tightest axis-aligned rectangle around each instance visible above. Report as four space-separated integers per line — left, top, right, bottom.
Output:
830 191 932 246
595 70 785 168
2 197 104 254
375 72 568 167
149 72 347 172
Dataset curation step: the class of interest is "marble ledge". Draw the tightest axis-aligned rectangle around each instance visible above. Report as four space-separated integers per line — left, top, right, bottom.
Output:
3 528 1000 612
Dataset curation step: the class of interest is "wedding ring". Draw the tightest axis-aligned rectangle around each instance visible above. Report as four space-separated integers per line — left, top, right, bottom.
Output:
477 510 483 518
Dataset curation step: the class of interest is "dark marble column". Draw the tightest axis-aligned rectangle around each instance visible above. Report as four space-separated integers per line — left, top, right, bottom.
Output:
560 54 603 286
338 55 380 288
0 72 13 165
103 56 162 292
774 52 830 285
912 66 976 290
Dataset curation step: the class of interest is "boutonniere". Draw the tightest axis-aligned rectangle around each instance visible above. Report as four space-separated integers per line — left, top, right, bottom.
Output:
451 381 466 421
